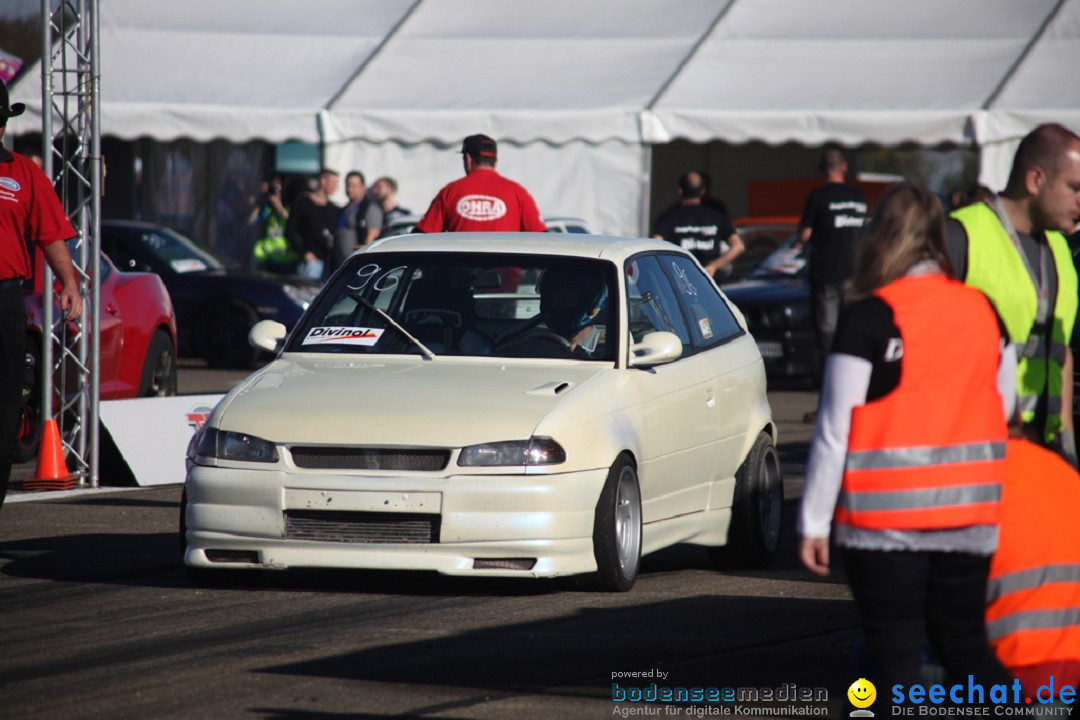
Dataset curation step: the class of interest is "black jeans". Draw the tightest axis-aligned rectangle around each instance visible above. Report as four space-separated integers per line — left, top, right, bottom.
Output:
809 282 843 385
843 549 1014 697
0 284 27 486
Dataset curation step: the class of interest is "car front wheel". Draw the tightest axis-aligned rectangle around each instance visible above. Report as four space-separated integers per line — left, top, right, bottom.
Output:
139 329 177 397
708 431 783 569
592 455 642 592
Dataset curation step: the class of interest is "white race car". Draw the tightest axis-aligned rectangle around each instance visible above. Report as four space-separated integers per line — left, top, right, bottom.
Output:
182 232 780 591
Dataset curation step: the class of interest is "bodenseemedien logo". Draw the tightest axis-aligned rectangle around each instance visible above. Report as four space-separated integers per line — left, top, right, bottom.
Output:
848 678 877 717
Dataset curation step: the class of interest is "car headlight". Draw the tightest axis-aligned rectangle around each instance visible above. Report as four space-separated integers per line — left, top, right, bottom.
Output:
282 283 319 310
785 302 810 325
195 427 279 463
457 437 566 467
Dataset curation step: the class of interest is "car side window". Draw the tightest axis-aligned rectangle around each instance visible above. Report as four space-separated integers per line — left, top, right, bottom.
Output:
101 231 146 272
662 254 744 349
625 255 692 350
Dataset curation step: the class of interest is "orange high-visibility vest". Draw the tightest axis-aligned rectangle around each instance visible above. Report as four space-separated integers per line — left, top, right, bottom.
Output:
835 274 1007 531
987 439 1080 670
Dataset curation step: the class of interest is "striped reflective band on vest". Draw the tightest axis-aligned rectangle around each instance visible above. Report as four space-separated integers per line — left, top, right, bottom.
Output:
1017 393 1063 417
987 607 1080 642
839 482 1000 513
1018 334 1069 364
987 563 1080 604
846 440 1006 471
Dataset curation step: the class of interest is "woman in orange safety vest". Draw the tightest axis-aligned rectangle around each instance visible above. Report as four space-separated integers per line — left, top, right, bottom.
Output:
798 182 1017 695
990 438 1080 695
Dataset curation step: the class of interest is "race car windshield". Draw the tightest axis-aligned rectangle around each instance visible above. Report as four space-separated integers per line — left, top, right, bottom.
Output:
288 252 619 362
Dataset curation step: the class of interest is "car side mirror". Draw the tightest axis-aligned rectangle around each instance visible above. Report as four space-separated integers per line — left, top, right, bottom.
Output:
629 331 683 368
249 319 287 353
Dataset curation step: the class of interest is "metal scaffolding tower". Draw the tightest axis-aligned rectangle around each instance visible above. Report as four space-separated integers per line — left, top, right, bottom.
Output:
39 0 101 487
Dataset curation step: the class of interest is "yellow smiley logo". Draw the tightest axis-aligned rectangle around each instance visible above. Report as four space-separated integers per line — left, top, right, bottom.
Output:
847 678 877 709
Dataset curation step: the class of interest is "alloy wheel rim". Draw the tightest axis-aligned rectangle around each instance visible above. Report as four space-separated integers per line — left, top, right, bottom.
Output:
614 466 642 574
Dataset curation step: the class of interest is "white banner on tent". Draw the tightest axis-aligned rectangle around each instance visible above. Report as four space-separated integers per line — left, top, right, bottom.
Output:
99 394 225 487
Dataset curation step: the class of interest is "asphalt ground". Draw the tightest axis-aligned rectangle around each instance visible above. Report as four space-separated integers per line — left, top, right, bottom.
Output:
1 365 861 720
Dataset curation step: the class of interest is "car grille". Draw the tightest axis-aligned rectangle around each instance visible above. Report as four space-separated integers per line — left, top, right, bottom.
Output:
289 447 450 471
284 510 440 544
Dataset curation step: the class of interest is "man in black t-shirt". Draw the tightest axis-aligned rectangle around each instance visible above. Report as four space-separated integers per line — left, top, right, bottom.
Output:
794 146 868 377
653 172 744 278
286 169 342 279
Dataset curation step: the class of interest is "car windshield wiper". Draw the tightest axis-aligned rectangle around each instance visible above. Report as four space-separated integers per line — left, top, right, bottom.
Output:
352 293 437 361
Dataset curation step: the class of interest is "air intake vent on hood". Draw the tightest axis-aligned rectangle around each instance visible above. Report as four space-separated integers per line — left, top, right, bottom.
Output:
524 381 573 396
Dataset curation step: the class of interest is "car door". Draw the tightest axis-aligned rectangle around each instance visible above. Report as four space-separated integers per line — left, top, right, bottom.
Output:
95 256 127 397
624 255 718 522
662 254 763 501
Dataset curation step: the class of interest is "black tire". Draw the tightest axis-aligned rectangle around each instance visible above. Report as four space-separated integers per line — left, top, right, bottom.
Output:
13 337 43 464
197 299 259 369
0 466 9 510
592 455 642 592
139 329 178 397
708 431 783 569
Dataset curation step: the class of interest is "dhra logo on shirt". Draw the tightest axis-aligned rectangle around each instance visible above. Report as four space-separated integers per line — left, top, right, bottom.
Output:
0 177 22 192
457 194 507 221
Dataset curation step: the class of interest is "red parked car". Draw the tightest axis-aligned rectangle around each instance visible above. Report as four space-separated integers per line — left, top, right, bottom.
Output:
16 245 178 464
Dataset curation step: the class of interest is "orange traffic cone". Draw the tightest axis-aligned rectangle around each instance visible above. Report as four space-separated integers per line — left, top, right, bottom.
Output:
25 419 78 491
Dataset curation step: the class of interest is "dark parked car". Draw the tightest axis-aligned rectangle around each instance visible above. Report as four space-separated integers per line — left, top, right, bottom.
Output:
100 221 321 368
721 229 816 381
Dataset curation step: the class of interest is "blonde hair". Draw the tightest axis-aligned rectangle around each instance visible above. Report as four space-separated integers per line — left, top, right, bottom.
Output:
852 182 953 297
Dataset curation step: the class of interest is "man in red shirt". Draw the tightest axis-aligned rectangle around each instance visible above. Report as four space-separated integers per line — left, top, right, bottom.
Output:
414 134 547 233
0 80 83 507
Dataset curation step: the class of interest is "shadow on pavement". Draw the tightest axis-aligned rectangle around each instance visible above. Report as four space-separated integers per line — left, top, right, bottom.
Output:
257 594 857 717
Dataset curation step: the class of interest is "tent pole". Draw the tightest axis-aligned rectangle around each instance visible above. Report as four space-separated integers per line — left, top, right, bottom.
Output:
639 144 653 238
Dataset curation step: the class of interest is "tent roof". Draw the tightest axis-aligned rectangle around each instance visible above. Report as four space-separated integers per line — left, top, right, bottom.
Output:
8 0 1078 147
975 0 1080 143
323 0 726 144
9 0 419 143
648 0 1062 146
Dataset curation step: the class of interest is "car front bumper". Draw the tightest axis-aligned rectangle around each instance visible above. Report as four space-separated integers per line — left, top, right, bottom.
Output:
748 328 816 379
183 465 610 579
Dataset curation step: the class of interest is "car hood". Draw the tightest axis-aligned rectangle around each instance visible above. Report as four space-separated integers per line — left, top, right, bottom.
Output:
171 268 319 289
215 356 608 447
721 277 807 305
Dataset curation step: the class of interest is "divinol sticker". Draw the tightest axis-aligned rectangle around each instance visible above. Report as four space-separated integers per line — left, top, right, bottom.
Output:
302 327 384 346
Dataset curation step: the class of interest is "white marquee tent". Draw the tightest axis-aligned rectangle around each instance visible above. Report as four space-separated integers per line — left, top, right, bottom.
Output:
9 0 1079 236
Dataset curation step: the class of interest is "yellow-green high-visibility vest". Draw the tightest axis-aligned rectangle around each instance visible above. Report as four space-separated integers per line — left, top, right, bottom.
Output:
952 202 1078 442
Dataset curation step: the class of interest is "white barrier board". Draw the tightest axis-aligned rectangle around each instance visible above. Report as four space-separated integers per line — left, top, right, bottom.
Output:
99 394 225 486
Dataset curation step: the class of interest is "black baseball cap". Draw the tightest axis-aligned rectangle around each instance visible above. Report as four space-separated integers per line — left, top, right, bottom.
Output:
0 79 26 123
461 134 497 159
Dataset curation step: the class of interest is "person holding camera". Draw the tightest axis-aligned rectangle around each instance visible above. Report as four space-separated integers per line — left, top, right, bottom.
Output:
250 175 297 274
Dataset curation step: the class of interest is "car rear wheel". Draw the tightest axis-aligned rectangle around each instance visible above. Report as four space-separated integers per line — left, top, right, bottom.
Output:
196 298 259 369
708 431 783 569
139 329 177 397
592 455 642 592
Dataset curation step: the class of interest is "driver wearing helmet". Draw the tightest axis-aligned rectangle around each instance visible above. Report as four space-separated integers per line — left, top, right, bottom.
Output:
538 266 609 356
